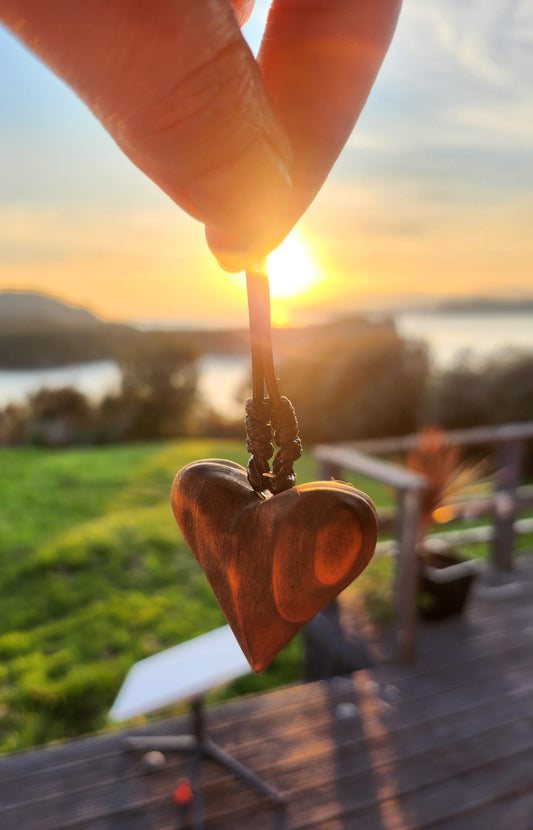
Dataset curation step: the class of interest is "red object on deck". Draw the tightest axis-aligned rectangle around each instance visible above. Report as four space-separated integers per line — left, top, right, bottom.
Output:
173 778 194 806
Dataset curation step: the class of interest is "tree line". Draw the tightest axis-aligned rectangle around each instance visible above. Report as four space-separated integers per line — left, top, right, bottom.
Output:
279 326 533 443
1 320 532 457
0 332 198 445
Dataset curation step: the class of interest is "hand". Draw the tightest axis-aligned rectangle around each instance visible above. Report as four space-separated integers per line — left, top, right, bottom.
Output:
0 0 401 271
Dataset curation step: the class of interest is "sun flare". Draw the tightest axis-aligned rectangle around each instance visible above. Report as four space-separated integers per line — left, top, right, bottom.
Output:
267 233 320 300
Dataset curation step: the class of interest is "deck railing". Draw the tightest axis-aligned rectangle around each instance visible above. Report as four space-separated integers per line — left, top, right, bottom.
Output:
314 420 533 663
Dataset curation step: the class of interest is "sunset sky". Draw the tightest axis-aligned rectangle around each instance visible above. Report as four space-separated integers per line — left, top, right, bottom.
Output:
1 0 532 326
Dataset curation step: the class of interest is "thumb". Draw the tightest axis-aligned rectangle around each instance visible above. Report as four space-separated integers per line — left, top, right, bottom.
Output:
1 0 293 256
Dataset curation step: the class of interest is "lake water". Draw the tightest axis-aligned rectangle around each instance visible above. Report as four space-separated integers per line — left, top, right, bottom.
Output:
1 311 532 418
0 355 250 421
197 354 249 420
395 310 533 368
0 360 121 407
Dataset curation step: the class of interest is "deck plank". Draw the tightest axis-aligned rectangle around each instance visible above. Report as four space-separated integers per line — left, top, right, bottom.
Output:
1 557 532 829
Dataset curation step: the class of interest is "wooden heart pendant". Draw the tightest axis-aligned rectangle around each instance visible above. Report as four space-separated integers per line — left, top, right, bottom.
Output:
171 460 378 672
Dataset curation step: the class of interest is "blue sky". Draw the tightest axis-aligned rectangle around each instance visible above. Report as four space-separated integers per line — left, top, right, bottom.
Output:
0 0 532 323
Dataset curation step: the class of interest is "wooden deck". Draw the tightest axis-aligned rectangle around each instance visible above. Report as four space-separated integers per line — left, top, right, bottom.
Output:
1 557 532 829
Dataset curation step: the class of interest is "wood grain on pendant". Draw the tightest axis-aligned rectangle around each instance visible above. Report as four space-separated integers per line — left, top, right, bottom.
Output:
171 460 378 672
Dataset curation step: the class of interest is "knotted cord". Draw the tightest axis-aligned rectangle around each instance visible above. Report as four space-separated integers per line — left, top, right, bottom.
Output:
245 264 302 495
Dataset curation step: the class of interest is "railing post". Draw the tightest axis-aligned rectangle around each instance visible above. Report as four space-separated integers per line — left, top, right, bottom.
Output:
492 438 522 571
395 487 421 663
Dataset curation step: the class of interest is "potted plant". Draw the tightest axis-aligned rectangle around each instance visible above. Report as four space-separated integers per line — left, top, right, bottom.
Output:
407 428 485 620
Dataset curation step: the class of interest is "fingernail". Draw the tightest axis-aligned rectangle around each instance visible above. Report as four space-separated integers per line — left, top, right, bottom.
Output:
187 136 293 269
205 221 288 273
204 144 293 273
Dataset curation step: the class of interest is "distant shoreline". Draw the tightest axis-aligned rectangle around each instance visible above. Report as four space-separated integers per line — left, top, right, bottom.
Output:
1 289 533 374
408 300 533 316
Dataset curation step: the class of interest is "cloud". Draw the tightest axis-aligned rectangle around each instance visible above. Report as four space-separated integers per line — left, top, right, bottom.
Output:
361 0 533 142
396 0 533 94
336 0 533 216
0 202 204 266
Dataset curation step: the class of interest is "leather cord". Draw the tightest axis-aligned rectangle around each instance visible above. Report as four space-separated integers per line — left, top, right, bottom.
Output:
245 264 302 495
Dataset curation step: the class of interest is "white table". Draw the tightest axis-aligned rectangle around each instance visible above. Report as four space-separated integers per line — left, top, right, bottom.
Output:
109 626 287 830
110 625 250 722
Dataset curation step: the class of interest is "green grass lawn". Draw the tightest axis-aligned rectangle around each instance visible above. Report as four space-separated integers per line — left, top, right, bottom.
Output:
0 440 390 754
2 440 531 754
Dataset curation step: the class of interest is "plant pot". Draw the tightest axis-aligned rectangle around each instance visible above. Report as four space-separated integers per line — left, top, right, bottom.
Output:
417 542 478 621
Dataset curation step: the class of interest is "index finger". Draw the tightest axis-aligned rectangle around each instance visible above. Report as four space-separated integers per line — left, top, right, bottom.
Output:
259 0 402 219
207 0 401 268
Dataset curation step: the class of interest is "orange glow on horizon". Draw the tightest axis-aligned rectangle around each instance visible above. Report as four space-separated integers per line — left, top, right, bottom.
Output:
2 196 532 326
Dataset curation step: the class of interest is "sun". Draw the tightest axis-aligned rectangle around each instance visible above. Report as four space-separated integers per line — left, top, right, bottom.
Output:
266 232 320 300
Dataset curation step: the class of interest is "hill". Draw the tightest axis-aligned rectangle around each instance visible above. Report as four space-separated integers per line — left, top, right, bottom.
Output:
0 291 101 332
0 290 394 369
433 296 533 315
0 291 138 369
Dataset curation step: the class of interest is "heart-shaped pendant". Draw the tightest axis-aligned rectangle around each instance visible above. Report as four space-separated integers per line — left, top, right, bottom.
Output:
171 459 378 672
